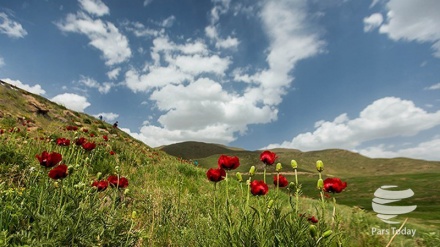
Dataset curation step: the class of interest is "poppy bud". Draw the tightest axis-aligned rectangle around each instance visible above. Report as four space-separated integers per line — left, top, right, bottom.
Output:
115 166 120 172
53 182 59 188
131 211 137 219
236 172 243 182
291 160 298 169
97 172 102 180
124 189 130 195
309 225 317 238
267 199 274 210
317 178 324 190
276 163 282 172
316 160 324 172
249 166 256 176
322 230 333 238
246 178 251 185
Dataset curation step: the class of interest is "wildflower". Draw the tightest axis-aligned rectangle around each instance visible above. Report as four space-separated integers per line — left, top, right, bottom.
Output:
273 174 289 188
66 126 78 131
218 155 240 170
307 216 319 224
323 177 347 193
92 180 109 191
206 168 226 183
103 135 108 141
250 180 269 196
82 128 89 133
75 137 87 145
90 133 95 137
82 142 96 151
109 150 115 155
108 175 129 188
48 164 68 180
56 138 70 146
0 129 4 134
36 151 62 167
260 150 277 165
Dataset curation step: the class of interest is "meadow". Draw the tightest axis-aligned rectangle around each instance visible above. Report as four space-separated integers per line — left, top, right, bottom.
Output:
1 81 440 246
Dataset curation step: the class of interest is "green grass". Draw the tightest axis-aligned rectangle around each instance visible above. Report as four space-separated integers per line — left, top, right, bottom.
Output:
1 80 440 246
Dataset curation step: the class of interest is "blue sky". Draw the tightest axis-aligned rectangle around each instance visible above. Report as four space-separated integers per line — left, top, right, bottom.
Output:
1 0 440 161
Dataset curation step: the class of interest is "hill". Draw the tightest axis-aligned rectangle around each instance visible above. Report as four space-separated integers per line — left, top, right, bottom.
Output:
1 79 439 246
160 141 242 159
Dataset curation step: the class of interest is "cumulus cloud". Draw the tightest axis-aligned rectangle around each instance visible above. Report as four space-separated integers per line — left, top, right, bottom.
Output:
107 67 121 80
1 78 46 95
0 12 28 38
363 13 383 32
204 0 239 49
78 0 109 17
93 112 119 121
51 93 91 112
359 137 440 161
56 10 131 66
425 82 440 90
371 0 440 57
78 75 113 93
265 97 440 154
143 0 153 7
123 0 324 147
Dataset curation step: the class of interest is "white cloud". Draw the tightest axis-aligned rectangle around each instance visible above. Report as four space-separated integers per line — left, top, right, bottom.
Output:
265 97 440 153
425 82 440 90
160 16 176 28
78 75 113 93
122 0 324 147
143 0 153 7
56 11 131 66
359 137 440 161
93 112 119 121
0 56 4 67
204 0 239 49
373 0 440 57
0 12 28 38
78 0 109 17
1 78 46 95
123 21 160 38
107 67 121 80
363 13 383 32
51 93 91 112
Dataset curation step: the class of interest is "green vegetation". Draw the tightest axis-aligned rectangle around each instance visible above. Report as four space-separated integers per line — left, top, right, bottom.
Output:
1 80 439 246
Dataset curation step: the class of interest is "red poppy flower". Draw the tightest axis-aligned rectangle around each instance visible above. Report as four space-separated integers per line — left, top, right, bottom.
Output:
82 142 96 151
66 126 78 131
56 138 70 146
260 150 277 165
48 164 68 180
307 216 318 224
75 137 86 145
323 177 347 193
206 168 226 183
90 133 95 137
107 175 129 188
36 151 62 167
82 128 88 133
92 180 109 191
250 180 269 196
273 174 289 188
0 129 4 134
103 135 108 141
218 155 240 170
109 150 115 155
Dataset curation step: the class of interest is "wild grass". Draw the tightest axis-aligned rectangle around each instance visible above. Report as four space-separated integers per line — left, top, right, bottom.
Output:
1 82 439 246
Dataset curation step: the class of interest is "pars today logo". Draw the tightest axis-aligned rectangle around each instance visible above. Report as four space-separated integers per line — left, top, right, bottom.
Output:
372 185 417 224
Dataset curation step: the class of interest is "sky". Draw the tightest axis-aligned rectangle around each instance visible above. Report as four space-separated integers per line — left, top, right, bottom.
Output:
1 0 440 161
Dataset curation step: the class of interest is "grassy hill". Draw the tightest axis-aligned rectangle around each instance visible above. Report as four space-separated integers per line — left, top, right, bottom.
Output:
1 79 439 246
161 141 440 229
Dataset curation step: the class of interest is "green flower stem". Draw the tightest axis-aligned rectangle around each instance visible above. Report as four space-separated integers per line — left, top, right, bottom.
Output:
294 168 299 215
246 178 251 211
276 172 280 196
263 166 267 184
225 172 229 208
332 196 336 228
214 182 218 219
